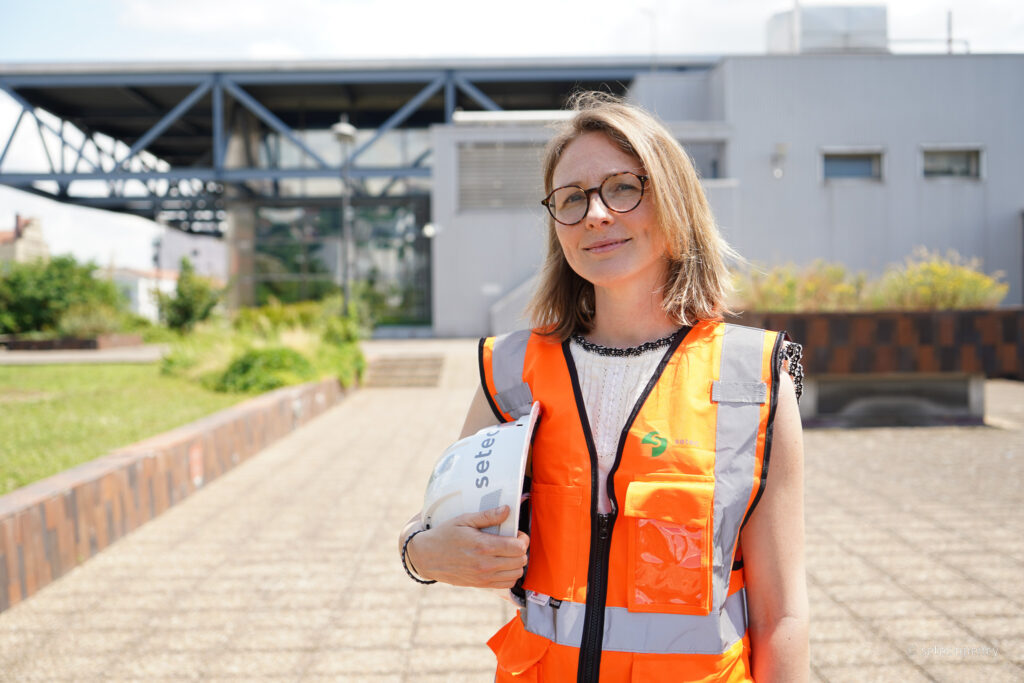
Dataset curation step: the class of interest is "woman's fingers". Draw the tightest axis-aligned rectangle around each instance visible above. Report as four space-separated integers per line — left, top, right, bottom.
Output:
406 508 530 587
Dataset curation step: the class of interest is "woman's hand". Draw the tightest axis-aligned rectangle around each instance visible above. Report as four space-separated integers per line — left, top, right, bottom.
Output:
406 505 530 588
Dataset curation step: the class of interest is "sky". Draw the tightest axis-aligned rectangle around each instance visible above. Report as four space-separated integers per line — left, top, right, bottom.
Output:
1 0 1023 62
1 0 1023 269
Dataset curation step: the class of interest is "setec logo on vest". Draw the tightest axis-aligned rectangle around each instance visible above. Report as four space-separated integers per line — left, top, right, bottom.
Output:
641 431 668 457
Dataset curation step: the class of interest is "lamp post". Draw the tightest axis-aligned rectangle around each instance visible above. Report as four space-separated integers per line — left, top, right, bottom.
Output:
331 116 357 306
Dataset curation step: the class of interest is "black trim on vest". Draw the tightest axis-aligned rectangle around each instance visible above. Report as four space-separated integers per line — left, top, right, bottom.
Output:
478 337 506 423
562 340 606 683
605 325 692 518
732 557 744 571
740 330 787 530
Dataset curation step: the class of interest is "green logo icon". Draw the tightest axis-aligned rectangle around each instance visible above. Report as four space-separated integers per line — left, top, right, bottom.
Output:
642 431 667 457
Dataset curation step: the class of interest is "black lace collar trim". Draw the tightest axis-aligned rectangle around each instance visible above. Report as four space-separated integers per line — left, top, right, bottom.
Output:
570 328 686 357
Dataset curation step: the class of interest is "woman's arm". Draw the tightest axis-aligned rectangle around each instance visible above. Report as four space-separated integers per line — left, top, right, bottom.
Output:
740 371 810 682
397 386 530 588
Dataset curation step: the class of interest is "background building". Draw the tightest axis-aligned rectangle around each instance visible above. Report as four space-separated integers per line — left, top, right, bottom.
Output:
1 5 1019 337
431 58 1024 335
0 214 49 263
107 267 178 322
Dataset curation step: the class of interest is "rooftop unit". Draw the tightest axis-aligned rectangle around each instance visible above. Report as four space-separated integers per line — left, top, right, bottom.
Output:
767 4 889 54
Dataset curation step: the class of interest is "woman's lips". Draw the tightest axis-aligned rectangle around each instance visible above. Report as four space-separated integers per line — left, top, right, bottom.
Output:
583 238 631 254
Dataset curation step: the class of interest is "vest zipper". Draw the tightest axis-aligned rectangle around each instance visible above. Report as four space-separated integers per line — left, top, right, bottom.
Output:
564 330 688 683
578 512 613 683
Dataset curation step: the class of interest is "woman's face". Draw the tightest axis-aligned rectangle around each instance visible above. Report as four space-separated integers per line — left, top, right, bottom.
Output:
551 132 668 294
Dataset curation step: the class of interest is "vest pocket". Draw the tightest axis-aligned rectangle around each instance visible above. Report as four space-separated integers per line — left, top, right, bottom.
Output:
489 614 551 682
622 473 715 615
525 483 585 597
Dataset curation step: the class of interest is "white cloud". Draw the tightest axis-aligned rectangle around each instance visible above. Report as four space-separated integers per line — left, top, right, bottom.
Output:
247 39 307 61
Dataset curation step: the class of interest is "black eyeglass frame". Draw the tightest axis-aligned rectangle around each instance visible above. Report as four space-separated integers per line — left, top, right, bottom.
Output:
540 171 650 226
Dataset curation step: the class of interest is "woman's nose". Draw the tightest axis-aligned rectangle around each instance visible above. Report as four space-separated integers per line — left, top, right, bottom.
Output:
583 192 612 228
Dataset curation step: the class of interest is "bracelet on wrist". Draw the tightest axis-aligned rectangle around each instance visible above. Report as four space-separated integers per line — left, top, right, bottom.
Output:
402 528 437 585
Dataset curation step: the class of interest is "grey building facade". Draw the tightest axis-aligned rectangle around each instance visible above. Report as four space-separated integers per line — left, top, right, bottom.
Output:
431 54 1024 337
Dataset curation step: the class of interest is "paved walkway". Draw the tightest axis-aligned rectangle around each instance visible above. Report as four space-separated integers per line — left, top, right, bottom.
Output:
0 339 1022 682
0 344 168 365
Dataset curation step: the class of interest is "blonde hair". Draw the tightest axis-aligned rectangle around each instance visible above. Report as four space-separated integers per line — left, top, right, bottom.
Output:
527 91 734 340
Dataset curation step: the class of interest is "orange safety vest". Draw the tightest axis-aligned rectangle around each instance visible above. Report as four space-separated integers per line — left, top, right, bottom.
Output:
479 321 785 682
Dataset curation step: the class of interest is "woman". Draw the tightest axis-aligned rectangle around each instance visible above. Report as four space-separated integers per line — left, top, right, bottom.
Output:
399 92 808 682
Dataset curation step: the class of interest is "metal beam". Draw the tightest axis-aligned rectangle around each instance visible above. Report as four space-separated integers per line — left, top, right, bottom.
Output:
348 76 445 165
122 86 201 135
454 76 501 111
1 83 104 175
377 148 432 197
0 165 431 184
212 78 225 172
0 108 26 169
1 74 214 88
444 72 456 122
222 78 330 169
34 116 56 173
117 79 212 168
68 133 94 172
0 63 688 90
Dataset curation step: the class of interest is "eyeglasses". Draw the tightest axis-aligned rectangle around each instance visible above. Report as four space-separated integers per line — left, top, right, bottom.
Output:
541 171 649 226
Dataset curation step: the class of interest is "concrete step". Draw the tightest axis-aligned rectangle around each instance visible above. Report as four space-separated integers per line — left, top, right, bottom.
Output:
363 355 444 387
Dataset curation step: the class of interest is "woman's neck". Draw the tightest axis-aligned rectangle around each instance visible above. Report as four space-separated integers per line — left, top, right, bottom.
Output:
587 278 678 348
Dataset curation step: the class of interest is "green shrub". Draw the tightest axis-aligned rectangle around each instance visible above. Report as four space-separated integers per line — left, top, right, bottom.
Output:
57 303 121 338
732 261 866 312
870 248 1008 310
733 249 1008 313
160 320 244 382
214 347 317 393
117 312 179 343
0 256 124 334
314 341 365 388
163 297 365 396
157 257 220 332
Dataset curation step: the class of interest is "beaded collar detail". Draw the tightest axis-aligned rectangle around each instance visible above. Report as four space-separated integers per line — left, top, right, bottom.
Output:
570 327 687 357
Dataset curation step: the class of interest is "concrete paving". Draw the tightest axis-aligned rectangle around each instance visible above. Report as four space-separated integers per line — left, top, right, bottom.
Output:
0 344 168 365
0 338 1022 682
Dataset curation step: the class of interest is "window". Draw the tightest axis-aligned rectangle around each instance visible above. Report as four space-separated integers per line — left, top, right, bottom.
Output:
923 149 980 178
824 153 882 180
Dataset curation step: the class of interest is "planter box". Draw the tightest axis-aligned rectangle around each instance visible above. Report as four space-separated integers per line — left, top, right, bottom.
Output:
0 378 348 614
728 309 1024 379
3 333 143 351
726 309 1024 427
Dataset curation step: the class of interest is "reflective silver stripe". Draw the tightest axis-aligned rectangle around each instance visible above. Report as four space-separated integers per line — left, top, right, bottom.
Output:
491 329 532 419
520 588 747 655
711 380 767 404
479 490 503 534
712 324 766 614
496 383 533 419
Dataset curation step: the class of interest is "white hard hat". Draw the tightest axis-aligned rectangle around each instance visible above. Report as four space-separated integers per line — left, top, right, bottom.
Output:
422 402 540 537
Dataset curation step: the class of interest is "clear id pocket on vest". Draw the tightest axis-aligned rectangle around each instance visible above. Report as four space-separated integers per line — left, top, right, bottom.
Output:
622 473 715 615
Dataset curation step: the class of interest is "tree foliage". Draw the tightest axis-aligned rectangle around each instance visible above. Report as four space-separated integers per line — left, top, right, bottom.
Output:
0 256 124 335
157 257 221 332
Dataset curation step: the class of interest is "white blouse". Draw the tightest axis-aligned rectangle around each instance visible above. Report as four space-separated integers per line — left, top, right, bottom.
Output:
569 339 667 514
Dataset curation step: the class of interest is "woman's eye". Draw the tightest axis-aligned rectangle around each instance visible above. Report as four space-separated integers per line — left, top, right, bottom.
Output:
559 192 584 207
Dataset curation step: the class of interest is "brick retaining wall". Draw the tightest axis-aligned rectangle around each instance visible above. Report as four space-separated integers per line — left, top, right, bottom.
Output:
0 378 348 614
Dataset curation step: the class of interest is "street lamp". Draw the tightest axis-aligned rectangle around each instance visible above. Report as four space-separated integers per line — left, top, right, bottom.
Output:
331 116 358 306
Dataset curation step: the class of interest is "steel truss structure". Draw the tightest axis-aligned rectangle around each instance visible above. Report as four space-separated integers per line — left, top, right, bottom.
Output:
0 58 711 234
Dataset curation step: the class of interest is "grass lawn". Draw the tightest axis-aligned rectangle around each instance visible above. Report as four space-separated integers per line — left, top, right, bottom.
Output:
0 364 248 496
